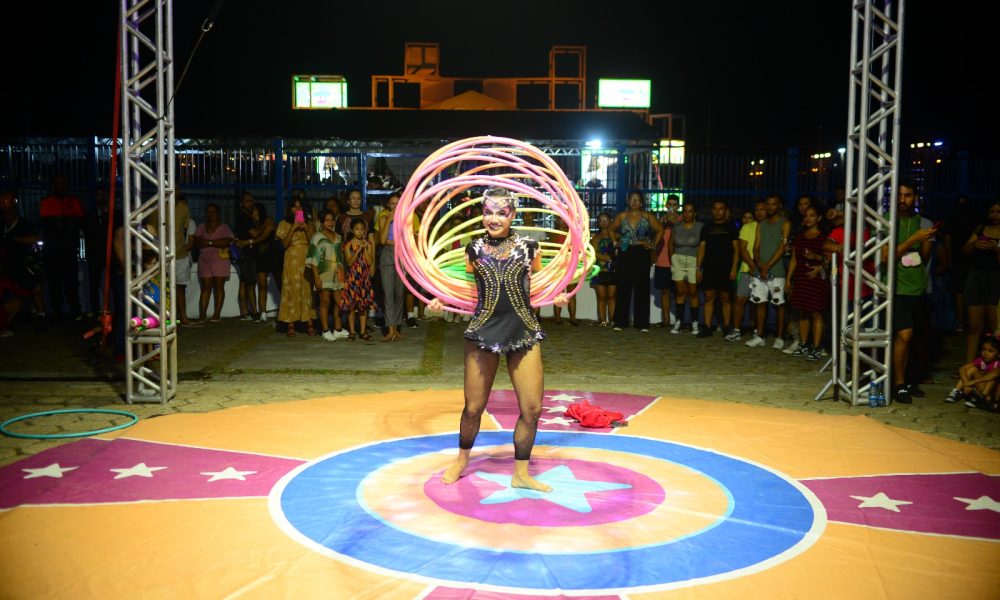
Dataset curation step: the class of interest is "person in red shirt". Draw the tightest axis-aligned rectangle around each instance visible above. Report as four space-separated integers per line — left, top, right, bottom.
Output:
38 174 85 319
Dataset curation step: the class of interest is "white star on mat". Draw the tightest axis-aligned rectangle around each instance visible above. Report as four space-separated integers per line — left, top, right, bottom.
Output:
850 492 913 513
201 467 257 482
22 463 78 479
540 416 575 426
475 465 631 513
544 405 569 414
110 463 167 480
954 496 1000 513
545 393 580 403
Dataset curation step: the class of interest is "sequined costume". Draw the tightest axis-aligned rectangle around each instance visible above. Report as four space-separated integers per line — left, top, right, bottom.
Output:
464 232 544 354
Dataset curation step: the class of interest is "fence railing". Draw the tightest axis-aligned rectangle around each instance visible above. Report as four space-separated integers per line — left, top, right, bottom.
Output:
2 137 997 228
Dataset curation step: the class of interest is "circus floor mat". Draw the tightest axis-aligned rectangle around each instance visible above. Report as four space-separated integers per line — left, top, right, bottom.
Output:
1 390 999 599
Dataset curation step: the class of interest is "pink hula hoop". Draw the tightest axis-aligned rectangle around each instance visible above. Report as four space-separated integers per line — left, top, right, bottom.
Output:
393 136 594 315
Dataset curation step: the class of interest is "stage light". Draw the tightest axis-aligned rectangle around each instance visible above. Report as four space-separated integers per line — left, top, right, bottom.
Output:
586 139 602 149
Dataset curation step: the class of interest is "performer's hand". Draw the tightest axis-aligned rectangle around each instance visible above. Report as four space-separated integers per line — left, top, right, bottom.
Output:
553 293 569 307
427 298 444 311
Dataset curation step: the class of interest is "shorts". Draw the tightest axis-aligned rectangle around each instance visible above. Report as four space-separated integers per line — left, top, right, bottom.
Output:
749 275 786 305
671 254 697 284
197 258 231 279
176 255 192 286
735 271 752 298
964 268 1000 307
700 268 733 292
591 269 617 287
653 266 672 290
238 251 258 284
892 293 927 333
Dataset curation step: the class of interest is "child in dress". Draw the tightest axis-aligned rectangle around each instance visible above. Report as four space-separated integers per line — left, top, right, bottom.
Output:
340 217 376 341
946 336 1000 410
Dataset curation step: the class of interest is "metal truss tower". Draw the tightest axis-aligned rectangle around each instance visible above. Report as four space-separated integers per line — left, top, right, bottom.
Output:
120 0 177 404
823 0 905 405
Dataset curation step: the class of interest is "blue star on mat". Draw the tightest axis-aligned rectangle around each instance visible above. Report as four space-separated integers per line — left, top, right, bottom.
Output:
474 465 632 513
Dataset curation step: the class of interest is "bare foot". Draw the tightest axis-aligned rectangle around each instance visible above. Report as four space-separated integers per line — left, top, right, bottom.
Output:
511 473 552 493
440 456 469 484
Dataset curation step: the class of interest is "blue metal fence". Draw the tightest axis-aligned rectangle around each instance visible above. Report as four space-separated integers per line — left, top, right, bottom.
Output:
2 137 997 228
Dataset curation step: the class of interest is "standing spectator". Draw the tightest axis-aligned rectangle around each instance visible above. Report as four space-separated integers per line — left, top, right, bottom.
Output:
590 212 617 327
884 181 936 404
39 174 84 319
308 209 348 341
83 186 110 317
941 196 977 333
0 192 46 331
253 203 281 321
746 194 791 349
341 217 376 341
146 194 193 325
728 201 767 341
276 198 316 336
785 206 830 359
172 194 195 326
664 193 682 225
193 203 233 323
669 202 703 333
375 193 408 341
610 191 663 332
337 189 370 242
550 216 579 326
653 210 673 328
696 200 739 337
960 200 1000 363
233 191 260 320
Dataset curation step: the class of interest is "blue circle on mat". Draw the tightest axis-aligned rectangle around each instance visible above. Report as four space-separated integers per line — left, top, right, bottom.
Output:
275 431 821 591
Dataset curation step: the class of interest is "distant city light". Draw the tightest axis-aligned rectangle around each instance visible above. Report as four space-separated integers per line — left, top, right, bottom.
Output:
916 142 925 148
933 141 943 147
837 147 846 154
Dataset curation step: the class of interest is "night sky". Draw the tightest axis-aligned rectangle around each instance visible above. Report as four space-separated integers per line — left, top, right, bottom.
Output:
2 1 994 150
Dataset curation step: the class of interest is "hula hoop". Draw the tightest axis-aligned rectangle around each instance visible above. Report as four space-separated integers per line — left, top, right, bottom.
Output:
394 136 595 314
0 409 139 440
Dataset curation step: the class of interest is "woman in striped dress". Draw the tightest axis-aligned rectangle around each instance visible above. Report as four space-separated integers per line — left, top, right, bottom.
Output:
786 206 830 360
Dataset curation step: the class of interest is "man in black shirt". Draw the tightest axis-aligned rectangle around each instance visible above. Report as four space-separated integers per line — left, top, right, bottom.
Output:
696 200 739 337
0 192 47 331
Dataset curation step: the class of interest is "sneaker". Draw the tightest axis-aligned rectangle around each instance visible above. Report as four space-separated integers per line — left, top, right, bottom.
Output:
782 340 801 355
945 388 963 403
964 395 981 409
696 326 713 338
640 328 649 333
772 338 785 350
240 314 254 321
745 333 765 348
322 331 337 342
893 385 913 404
670 321 682 334
724 328 742 342
669 312 678 325
691 322 701 335
612 326 623 331
805 347 822 361
333 329 350 340
406 317 418 328
906 384 926 398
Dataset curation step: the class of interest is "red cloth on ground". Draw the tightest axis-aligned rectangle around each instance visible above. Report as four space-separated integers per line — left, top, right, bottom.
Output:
566 401 624 428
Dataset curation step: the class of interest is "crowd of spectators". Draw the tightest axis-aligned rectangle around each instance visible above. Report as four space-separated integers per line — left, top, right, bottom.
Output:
1 177 998 410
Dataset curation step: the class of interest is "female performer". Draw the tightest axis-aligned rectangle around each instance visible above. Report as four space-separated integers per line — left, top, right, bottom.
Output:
428 187 568 492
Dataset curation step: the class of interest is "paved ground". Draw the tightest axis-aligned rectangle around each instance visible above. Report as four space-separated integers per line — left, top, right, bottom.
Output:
1 314 996 467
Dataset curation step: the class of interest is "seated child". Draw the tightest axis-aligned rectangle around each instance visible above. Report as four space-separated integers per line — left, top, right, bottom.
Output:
946 336 1000 411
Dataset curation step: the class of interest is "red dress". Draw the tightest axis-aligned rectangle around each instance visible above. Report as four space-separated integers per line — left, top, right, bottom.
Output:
339 239 375 310
790 231 830 313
